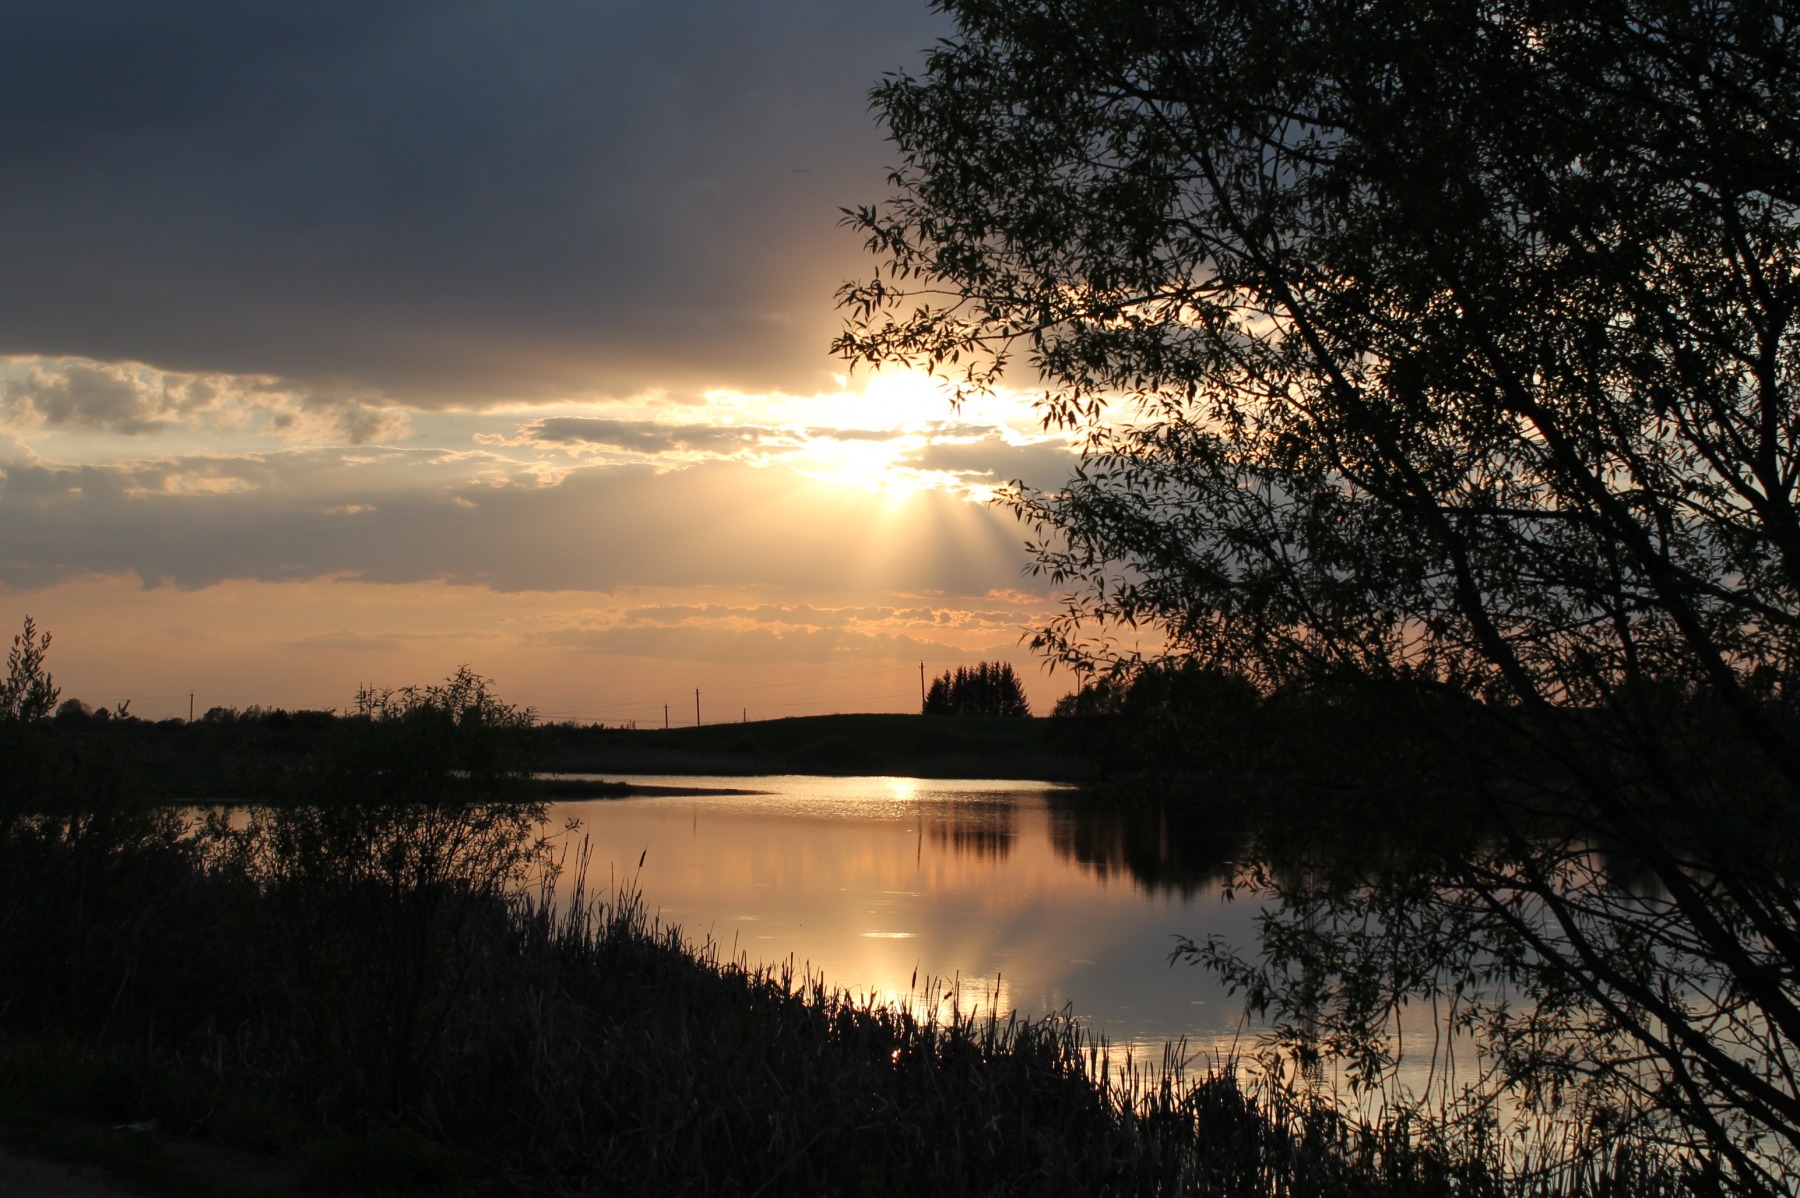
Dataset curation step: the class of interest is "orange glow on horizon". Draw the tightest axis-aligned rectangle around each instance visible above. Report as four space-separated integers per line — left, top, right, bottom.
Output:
12 574 1072 723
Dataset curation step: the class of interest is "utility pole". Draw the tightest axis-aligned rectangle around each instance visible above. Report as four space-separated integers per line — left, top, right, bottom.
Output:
664 704 669 730
919 661 926 710
189 692 194 722
742 707 746 723
695 688 701 727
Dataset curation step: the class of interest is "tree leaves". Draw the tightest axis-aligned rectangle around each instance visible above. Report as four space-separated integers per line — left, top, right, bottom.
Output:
841 1 1800 1186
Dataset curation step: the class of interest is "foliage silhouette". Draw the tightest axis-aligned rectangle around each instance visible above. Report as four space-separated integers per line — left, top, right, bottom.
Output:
840 1 1800 1188
923 660 1032 717
1 616 69 815
1 615 58 723
1055 661 1262 778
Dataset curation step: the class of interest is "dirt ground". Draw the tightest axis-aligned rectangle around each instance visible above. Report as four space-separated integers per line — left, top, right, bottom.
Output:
0 1146 126 1198
0 1126 307 1197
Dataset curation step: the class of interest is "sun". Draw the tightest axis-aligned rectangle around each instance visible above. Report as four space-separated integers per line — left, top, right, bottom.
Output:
853 368 965 427
790 435 941 498
680 369 1039 501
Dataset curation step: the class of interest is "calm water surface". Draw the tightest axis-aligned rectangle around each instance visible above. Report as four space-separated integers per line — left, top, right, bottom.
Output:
551 774 1261 1061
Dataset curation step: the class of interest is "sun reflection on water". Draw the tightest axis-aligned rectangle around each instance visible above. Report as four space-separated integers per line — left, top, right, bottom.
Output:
547 775 1245 1060
543 774 1499 1100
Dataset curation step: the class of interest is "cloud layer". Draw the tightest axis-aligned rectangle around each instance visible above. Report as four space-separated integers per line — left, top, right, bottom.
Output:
0 450 1042 596
0 0 945 402
1 360 408 443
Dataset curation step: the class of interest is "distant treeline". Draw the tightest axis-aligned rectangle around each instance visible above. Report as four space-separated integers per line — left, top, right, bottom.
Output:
11 658 1532 796
10 613 1675 798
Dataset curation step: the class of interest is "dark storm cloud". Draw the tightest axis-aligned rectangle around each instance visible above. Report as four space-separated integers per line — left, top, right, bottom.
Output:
0 1 946 402
0 454 1038 597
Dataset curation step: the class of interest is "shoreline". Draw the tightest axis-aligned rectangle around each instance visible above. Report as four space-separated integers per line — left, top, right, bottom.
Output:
531 777 774 799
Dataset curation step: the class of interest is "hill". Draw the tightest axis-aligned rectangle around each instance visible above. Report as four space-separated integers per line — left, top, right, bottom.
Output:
539 713 1082 781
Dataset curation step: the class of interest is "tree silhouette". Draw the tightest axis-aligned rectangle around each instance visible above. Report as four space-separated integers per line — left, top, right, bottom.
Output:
922 662 1031 717
841 1 1800 1185
1 616 59 723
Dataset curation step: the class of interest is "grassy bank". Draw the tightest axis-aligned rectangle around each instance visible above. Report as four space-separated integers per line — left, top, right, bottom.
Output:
10 710 1084 809
539 711 1084 780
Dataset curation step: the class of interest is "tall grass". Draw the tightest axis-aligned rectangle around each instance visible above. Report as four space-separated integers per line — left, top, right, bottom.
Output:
0 803 1702 1196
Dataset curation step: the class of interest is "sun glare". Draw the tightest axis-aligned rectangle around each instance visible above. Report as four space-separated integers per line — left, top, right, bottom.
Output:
514 371 1043 502
854 369 963 426
788 435 940 498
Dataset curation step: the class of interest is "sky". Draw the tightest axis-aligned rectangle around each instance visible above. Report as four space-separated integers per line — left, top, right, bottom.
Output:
0 0 1092 724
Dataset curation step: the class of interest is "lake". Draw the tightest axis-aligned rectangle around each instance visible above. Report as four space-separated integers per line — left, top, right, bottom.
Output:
550 774 1265 1065
178 758 1761 1177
